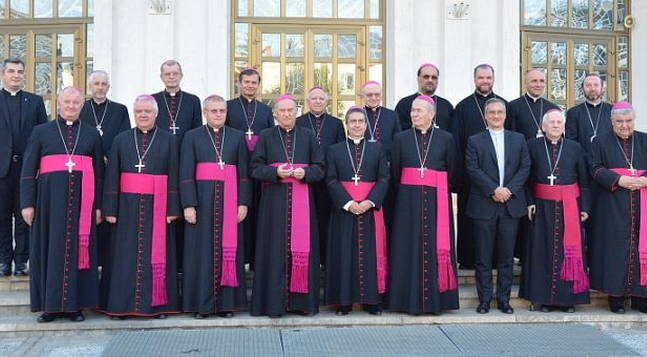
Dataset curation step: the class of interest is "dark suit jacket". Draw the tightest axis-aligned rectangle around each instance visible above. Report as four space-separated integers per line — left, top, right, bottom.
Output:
0 89 48 178
464 130 530 219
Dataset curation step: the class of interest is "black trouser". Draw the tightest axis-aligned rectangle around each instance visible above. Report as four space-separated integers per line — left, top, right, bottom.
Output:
473 203 519 304
0 161 28 265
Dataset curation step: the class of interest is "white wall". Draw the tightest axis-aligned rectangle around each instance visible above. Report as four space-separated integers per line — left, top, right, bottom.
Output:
631 1 646 130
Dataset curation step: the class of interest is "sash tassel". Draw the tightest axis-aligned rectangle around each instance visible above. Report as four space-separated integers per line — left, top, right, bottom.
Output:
560 246 589 294
78 234 90 270
290 251 310 293
151 263 168 307
437 249 457 293
221 247 238 287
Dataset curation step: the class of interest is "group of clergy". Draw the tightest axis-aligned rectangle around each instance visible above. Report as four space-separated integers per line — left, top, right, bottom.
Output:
16 59 647 324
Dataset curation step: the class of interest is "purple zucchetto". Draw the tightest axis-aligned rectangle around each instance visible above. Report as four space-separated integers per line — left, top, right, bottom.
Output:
415 94 436 107
274 94 295 104
612 100 633 111
362 80 381 88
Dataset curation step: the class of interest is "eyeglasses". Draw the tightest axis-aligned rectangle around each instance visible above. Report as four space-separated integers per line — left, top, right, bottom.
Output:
420 75 439 80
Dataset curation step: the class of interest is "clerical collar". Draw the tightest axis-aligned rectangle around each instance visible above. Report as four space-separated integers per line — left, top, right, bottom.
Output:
365 105 380 111
207 124 223 132
417 91 435 97
58 116 78 126
545 136 562 145
585 100 602 108
280 126 294 132
310 111 325 118
349 137 363 144
137 126 157 134
474 90 493 98
92 99 108 107
165 89 181 97
239 95 255 103
2 88 21 96
525 93 542 102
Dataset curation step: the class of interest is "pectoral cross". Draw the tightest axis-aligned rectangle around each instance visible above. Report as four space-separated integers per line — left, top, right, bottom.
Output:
218 159 225 170
65 157 76 173
96 125 103 137
630 167 637 176
352 174 360 186
246 128 253 140
547 173 556 186
135 160 145 173
419 166 426 178
169 123 179 135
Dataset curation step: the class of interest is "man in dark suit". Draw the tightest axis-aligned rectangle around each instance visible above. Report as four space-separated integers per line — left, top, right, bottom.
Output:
0 57 48 276
465 98 530 314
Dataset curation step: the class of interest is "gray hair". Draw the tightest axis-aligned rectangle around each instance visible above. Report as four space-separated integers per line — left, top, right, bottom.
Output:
133 94 159 112
1 57 25 72
87 70 110 85
541 109 565 125
202 94 226 109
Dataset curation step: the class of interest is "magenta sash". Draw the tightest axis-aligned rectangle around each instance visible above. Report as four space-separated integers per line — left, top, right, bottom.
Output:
120 172 169 306
270 163 310 293
611 168 647 286
534 183 589 293
39 154 95 270
245 135 259 152
195 163 239 287
400 167 457 292
340 181 387 293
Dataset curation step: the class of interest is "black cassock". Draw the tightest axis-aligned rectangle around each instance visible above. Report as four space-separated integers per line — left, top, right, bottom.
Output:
324 138 389 308
508 95 559 141
519 137 591 307
387 128 460 314
179 125 251 315
20 119 104 313
226 96 275 265
296 112 345 263
394 93 454 131
363 106 401 161
79 99 131 275
565 101 613 161
249 125 325 316
152 90 202 145
101 127 181 316
588 131 647 298
450 91 508 267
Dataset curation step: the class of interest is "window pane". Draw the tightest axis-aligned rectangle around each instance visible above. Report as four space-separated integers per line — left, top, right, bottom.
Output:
524 0 546 26
314 34 332 58
369 26 382 60
313 0 332 18
261 62 281 95
58 34 75 57
286 34 304 58
368 64 382 85
254 0 279 17
262 33 280 57
88 0 94 17
574 69 587 101
338 34 356 59
617 0 626 27
235 23 248 57
0 3 5 18
369 0 379 19
592 0 613 30
618 70 629 101
337 101 355 118
57 61 75 91
35 63 52 96
574 43 589 66
0 36 5 57
338 0 364 19
9 34 27 59
618 37 628 68
286 0 305 17
87 23 94 57
338 63 356 96
35 34 52 58
550 69 567 101
34 0 53 18
550 0 568 27
59 0 82 17
238 0 248 16
10 0 29 18
313 63 333 92
551 42 566 65
571 0 588 28
531 41 547 65
233 61 249 96
592 44 607 66
286 63 304 94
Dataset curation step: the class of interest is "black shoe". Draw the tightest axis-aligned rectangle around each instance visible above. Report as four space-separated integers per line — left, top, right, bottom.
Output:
364 305 382 316
498 302 514 314
0 263 11 276
289 310 313 316
562 306 575 313
459 264 475 270
268 314 283 319
110 315 125 320
217 311 234 318
610 304 626 314
335 307 350 316
476 302 490 314
37 312 55 323
69 311 85 322
194 313 207 319
540 305 553 313
154 313 167 319
13 263 27 276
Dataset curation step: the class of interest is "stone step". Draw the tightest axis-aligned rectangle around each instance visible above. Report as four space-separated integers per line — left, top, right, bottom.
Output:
2 304 647 338
0 275 30 293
